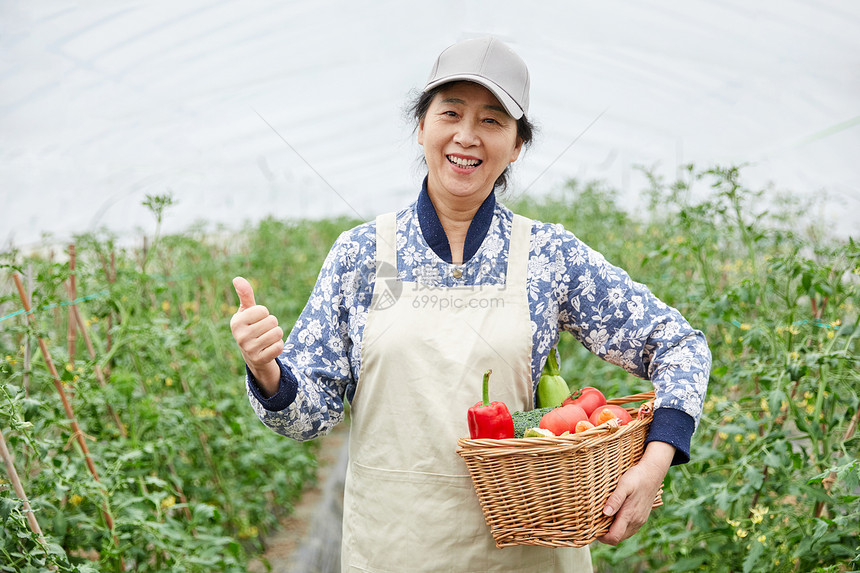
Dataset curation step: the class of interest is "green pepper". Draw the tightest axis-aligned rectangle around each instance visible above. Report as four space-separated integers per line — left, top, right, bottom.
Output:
467 370 515 439
537 347 570 408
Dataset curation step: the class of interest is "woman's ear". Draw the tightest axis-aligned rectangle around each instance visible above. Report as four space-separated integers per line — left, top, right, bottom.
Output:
509 136 524 163
417 117 425 146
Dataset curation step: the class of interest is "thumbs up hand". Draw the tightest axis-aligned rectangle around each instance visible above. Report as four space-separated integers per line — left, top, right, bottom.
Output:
230 277 284 395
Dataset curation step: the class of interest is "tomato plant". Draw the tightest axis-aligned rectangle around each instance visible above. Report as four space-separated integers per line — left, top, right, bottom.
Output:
514 166 858 572
0 207 359 571
1 166 857 572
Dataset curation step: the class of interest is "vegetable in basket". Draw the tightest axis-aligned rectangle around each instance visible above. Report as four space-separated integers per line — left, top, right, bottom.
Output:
562 386 606 416
511 406 554 438
539 403 588 435
467 370 515 439
589 404 634 426
536 347 570 408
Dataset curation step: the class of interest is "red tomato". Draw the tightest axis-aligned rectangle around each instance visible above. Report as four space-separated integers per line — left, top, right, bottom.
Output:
588 404 633 426
539 404 588 435
562 387 606 417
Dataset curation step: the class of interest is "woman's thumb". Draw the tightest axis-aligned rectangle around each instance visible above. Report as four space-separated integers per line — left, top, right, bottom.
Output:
232 276 256 310
603 477 633 517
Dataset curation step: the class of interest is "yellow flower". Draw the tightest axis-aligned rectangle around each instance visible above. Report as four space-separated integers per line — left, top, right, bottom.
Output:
760 398 769 413
827 330 834 339
161 300 171 312
734 434 743 443
719 432 729 440
726 519 740 527
746 433 757 442
70 494 83 506
192 407 216 419
161 495 176 510
790 351 800 361
751 506 769 524
757 534 766 544
238 525 259 539
788 325 801 335
740 323 751 331
803 391 814 400
736 528 748 538
165 377 173 387
806 404 815 415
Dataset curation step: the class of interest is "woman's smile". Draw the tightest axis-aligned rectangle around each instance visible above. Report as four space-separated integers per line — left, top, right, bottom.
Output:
447 153 482 171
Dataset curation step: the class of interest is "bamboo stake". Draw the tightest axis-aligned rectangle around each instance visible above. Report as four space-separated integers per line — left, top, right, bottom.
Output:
11 273 112 529
0 426 59 571
68 296 127 438
0 426 47 545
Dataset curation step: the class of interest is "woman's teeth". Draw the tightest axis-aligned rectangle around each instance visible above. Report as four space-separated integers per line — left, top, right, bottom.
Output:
448 155 481 168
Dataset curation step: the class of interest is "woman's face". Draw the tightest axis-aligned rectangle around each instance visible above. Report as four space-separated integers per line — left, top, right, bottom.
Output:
418 82 523 206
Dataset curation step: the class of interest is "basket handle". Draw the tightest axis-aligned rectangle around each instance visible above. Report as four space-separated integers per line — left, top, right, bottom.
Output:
606 391 655 408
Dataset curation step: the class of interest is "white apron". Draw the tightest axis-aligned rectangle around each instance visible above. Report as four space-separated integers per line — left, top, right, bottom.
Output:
342 212 592 572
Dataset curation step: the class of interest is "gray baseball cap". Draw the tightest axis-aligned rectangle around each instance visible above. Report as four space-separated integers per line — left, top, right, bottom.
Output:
423 36 530 120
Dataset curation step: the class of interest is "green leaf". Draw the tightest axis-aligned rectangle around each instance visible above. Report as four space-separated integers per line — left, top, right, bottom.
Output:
812 517 832 541
0 498 14 524
742 539 765 573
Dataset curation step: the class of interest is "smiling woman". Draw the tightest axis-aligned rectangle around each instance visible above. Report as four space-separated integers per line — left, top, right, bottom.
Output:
233 35 711 573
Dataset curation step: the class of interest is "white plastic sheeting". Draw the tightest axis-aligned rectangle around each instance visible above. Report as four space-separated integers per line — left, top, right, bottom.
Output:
2 0 858 247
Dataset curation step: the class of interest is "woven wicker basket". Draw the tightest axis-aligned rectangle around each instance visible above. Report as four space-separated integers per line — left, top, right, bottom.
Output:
456 391 663 548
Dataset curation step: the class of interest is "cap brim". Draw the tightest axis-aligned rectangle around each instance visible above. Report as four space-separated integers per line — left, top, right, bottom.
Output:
423 74 524 120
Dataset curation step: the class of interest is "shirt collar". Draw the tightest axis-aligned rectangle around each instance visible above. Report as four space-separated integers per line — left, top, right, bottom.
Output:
416 177 496 264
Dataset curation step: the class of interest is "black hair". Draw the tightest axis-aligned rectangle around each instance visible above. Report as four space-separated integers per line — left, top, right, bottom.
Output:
405 82 536 194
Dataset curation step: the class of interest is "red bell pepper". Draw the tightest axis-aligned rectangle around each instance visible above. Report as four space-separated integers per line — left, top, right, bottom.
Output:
467 370 515 439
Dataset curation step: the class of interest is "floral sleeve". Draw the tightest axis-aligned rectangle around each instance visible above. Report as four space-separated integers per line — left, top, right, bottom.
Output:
552 225 711 425
246 224 376 441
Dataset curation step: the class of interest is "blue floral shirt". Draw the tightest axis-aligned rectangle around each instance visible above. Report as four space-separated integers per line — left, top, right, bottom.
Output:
247 184 711 465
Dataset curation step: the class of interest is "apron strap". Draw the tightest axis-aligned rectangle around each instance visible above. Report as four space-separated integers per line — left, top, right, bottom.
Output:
507 214 533 291
375 212 398 269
